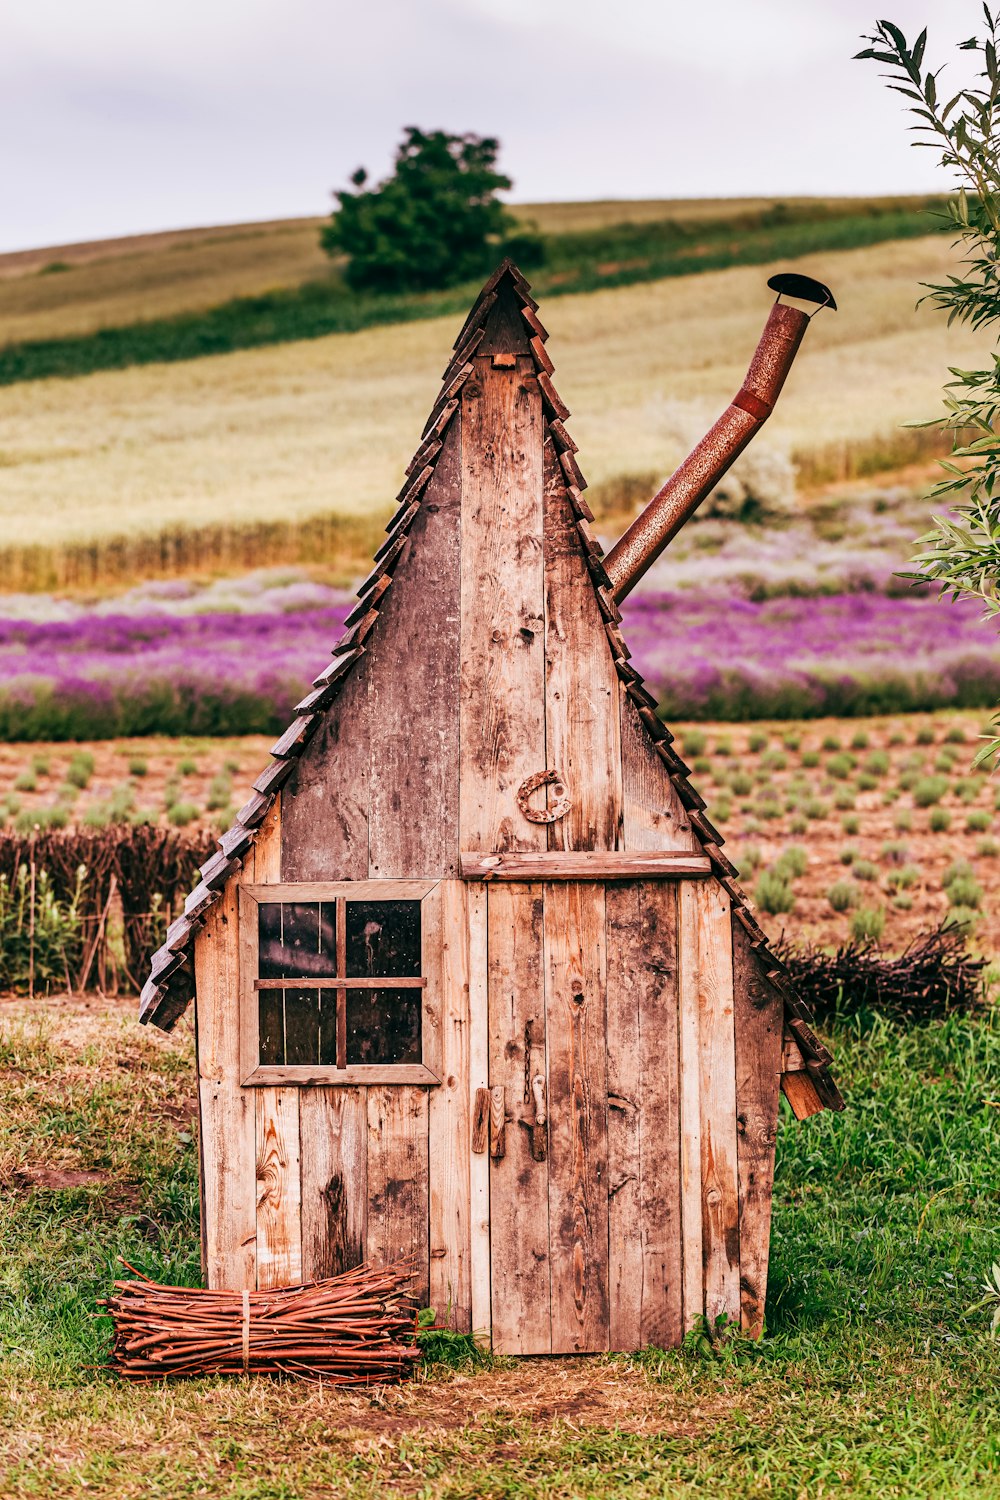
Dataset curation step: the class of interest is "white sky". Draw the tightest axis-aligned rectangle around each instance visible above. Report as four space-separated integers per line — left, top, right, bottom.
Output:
0 0 978 252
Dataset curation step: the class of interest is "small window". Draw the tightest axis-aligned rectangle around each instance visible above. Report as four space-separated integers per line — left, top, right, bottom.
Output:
239 882 438 1086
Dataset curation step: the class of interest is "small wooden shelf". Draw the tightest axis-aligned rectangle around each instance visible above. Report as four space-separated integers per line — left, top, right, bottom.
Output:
459 850 712 881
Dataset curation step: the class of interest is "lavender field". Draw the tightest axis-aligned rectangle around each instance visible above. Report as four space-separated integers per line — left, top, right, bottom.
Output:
0 485 996 738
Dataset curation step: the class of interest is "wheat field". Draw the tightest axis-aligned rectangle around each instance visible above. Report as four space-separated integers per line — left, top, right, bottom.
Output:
0 235 981 563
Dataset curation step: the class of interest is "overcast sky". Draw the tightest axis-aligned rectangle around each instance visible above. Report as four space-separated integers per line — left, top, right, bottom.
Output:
0 0 977 252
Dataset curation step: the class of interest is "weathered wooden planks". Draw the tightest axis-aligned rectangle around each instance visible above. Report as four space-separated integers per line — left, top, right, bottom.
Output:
619 689 698 853
732 919 783 1337
255 1086 302 1289
677 881 704 1331
299 1087 367 1280
544 881 610 1353
369 418 462 880
459 352 546 853
693 881 740 1331
282 655 370 879
367 1086 430 1307
541 436 622 851
427 881 472 1329
487 882 551 1353
606 882 682 1350
460 850 711 881
195 881 257 1291
467 884 491 1340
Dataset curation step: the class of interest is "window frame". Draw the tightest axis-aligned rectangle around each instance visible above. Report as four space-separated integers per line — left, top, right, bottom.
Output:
238 880 442 1087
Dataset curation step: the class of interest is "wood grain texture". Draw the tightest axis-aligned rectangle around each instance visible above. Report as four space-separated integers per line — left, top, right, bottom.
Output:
299 1087 367 1281
461 851 711 880
677 880 703 1332
487 882 550 1354
619 688 698 853
544 881 610 1353
459 352 546 854
369 417 462 879
281 637 370 880
541 435 622 852
250 799 282 882
366 1086 430 1306
255 1086 302 1289
606 882 682 1351
244 1064 439 1087
195 881 257 1290
694 881 740 1331
732 919 783 1337
467 884 491 1341
428 880 472 1330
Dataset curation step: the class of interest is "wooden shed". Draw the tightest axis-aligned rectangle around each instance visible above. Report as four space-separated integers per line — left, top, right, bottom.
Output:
141 260 843 1354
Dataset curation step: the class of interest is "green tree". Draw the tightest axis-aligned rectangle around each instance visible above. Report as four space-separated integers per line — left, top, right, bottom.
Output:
856 13 1000 627
857 11 1000 762
323 127 535 292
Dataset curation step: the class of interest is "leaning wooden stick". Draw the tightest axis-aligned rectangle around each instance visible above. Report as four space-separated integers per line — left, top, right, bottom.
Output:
101 1260 420 1383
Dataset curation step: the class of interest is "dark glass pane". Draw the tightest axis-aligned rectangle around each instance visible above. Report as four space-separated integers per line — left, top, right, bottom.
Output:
259 988 283 1065
346 987 421 1065
284 988 320 1065
317 992 339 1067
345 901 421 978
258 901 337 980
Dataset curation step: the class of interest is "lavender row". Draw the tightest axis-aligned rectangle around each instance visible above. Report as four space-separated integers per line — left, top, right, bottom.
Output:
0 590 995 739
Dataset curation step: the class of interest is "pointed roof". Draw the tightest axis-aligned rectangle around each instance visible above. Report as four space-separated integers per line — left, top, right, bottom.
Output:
138 260 842 1113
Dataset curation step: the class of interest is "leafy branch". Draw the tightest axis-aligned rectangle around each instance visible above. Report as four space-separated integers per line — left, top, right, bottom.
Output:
857 11 1000 622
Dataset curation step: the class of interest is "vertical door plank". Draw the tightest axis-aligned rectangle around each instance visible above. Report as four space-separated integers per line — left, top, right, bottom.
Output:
299 1087 367 1282
619 688 698 853
255 1086 302 1289
677 880 703 1332
606 881 683 1350
732 918 783 1337
695 882 741 1331
467 884 491 1342
605 883 642 1349
487 882 551 1354
369 418 462 879
541 435 622 852
544 881 610 1353
195 882 257 1290
459 353 546 854
428 880 472 1329
367 1086 430 1307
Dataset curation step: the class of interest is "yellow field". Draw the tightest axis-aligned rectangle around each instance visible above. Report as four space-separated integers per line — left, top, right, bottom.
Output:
0 233 980 573
0 196 935 344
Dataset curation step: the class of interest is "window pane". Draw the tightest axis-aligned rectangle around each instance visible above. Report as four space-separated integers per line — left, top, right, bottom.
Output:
258 901 337 980
346 988 421 1065
345 901 421 978
284 988 321 1066
259 988 283 1065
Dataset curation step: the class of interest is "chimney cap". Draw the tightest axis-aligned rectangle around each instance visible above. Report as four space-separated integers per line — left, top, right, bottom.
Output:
767 272 837 311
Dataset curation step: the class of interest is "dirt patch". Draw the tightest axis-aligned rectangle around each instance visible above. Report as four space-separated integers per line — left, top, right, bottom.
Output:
12 1166 112 1191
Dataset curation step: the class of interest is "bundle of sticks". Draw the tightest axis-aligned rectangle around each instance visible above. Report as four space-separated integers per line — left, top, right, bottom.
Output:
103 1260 420 1383
775 921 987 1025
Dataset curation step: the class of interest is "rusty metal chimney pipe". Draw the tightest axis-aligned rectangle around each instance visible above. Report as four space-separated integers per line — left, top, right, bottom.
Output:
603 275 836 603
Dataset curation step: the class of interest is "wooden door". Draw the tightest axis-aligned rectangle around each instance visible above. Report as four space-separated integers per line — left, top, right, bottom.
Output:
486 879 684 1354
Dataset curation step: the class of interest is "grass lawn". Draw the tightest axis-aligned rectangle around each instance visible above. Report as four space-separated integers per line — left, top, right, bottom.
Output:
1 991 998 1498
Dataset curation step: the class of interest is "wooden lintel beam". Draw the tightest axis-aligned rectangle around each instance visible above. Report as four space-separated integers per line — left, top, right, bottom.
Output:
459 851 711 881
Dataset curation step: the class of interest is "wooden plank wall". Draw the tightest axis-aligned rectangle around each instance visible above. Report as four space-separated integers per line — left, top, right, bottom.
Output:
544 881 609 1353
605 882 682 1350
541 436 621 850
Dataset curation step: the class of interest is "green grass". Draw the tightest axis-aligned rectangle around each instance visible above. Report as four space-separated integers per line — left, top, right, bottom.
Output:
1 1000 999 1496
0 197 948 386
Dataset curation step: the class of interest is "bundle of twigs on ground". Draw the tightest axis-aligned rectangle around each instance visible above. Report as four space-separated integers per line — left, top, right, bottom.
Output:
775 922 988 1025
103 1261 420 1383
